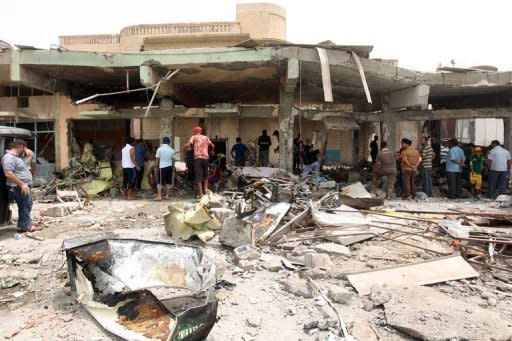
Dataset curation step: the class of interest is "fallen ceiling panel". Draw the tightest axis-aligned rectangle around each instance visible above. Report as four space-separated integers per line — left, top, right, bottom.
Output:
347 255 479 296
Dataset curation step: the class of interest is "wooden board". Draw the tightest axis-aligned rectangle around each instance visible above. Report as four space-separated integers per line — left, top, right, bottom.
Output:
347 255 479 296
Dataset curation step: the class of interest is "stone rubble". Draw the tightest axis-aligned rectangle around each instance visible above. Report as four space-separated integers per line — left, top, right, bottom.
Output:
1 196 511 340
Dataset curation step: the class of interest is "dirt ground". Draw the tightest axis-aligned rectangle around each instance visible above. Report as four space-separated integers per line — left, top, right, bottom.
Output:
1 196 511 340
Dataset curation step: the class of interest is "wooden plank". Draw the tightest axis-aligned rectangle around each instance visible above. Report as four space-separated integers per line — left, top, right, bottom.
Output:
346 255 479 296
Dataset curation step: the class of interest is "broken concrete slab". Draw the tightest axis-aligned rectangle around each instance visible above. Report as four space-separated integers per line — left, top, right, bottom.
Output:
369 285 391 306
45 206 67 217
219 215 253 248
291 245 315 256
238 259 258 271
259 254 284 272
350 321 378 341
304 253 333 269
327 285 352 304
384 286 512 340
347 255 479 296
281 278 313 298
233 244 260 261
313 243 351 257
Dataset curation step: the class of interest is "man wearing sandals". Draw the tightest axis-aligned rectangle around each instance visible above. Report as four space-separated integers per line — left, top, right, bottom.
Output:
182 126 215 198
154 137 175 200
2 140 41 233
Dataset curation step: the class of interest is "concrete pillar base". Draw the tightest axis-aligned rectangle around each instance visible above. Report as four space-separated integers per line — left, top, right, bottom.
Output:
278 89 295 170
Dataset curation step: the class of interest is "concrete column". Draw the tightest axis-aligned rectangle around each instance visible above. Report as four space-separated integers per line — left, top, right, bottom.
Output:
159 115 172 142
381 115 397 152
53 94 69 171
504 118 512 151
278 89 295 170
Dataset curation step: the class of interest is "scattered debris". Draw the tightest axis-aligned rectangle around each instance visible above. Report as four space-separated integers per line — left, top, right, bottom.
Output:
164 196 222 242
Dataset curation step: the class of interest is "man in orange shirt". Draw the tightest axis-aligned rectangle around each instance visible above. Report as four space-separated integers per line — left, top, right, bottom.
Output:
398 138 421 200
182 126 215 198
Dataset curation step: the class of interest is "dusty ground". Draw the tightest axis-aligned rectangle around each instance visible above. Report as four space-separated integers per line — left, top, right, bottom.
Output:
0 196 511 340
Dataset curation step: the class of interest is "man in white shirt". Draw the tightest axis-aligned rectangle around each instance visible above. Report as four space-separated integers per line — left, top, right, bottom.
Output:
154 137 175 200
121 137 140 200
486 140 511 198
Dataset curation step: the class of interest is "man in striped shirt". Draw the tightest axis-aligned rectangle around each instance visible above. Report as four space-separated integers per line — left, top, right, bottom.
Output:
420 137 435 197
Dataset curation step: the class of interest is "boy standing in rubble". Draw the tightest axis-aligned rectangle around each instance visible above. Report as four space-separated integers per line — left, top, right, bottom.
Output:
469 146 484 200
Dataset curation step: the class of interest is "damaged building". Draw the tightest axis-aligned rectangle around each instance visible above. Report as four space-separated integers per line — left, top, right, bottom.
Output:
0 2 511 175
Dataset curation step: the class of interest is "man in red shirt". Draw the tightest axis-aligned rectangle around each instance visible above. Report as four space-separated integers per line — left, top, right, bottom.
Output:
182 126 215 198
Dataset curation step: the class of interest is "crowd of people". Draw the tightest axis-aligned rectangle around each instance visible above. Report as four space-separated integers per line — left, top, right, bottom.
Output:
372 136 512 200
3 129 511 234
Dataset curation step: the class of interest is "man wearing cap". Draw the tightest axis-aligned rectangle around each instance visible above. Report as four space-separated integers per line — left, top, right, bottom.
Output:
121 137 140 200
486 140 511 198
182 126 215 198
154 137 175 200
469 146 485 200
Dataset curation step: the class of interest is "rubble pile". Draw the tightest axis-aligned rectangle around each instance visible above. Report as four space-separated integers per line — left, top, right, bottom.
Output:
36 158 115 199
157 166 512 339
1 166 512 340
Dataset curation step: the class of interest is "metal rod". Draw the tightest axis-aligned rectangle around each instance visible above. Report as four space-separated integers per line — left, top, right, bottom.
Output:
467 259 512 274
377 234 451 255
143 81 162 118
74 85 157 105
453 236 512 245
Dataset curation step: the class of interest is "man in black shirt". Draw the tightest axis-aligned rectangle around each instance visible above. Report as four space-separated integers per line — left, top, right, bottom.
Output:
302 149 321 177
370 135 379 163
257 130 272 166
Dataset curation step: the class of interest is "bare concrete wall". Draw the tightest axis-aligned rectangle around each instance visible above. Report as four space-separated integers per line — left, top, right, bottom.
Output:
299 119 355 164
396 121 422 150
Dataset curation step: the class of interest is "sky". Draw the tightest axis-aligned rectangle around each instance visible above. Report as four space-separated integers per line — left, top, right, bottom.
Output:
2 0 511 72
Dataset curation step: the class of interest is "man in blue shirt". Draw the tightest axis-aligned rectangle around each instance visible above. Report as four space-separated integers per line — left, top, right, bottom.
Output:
154 137 175 200
231 137 248 167
134 139 146 191
446 138 466 198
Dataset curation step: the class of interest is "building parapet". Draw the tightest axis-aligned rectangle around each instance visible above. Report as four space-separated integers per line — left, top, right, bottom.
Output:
59 34 121 46
120 22 241 37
